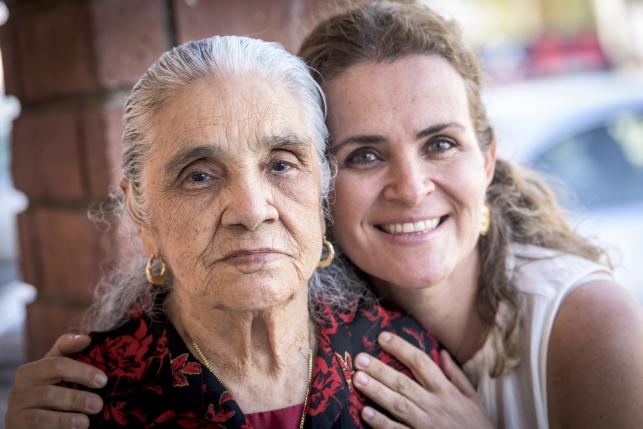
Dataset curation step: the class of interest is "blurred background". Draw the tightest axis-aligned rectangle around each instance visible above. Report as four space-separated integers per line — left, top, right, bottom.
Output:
0 0 642 425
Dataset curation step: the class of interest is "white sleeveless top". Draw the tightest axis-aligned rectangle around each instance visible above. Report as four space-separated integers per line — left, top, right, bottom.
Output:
462 244 613 429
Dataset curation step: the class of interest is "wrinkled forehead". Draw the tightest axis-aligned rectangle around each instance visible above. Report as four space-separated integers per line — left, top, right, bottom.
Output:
148 74 316 158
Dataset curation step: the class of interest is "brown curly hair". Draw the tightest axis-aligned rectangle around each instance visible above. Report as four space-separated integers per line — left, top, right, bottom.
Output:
299 0 609 376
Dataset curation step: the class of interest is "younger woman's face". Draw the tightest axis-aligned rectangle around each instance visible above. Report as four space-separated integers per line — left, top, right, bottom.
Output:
325 55 495 290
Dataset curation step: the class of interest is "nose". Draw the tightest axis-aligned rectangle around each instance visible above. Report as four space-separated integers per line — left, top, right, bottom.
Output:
220 170 278 231
382 154 434 206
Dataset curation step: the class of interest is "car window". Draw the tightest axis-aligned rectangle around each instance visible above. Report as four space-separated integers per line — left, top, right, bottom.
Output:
533 110 643 209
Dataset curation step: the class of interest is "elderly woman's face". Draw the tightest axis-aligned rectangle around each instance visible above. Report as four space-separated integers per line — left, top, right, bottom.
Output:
137 75 324 311
326 55 495 290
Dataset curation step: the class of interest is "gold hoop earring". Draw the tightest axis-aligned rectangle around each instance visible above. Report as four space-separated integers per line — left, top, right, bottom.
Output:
480 204 491 237
146 255 168 286
318 236 335 268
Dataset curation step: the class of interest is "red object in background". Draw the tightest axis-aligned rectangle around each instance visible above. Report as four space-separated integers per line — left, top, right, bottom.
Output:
527 31 610 76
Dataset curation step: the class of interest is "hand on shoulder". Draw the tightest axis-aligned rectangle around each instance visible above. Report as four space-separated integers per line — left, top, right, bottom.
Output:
5 333 106 429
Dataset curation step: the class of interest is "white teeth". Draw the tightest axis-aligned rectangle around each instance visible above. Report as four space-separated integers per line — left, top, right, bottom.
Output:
380 218 441 234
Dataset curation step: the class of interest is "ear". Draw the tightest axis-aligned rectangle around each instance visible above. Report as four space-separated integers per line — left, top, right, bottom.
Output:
121 177 158 256
320 209 327 237
483 137 497 186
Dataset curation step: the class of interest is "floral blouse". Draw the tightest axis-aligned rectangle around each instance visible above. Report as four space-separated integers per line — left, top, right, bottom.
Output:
71 303 440 428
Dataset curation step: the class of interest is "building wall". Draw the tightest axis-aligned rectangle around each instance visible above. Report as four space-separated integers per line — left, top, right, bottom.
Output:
0 0 334 360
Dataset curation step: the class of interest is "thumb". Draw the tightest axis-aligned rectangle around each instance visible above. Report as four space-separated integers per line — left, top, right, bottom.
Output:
440 349 477 397
45 334 92 357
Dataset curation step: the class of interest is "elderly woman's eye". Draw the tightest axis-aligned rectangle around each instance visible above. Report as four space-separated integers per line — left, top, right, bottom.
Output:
271 161 293 173
186 171 212 183
345 148 381 167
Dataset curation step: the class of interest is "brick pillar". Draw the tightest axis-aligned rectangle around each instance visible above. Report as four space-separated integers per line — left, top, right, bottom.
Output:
1 0 332 360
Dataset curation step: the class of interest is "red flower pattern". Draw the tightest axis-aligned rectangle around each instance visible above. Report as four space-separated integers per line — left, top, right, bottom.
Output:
206 391 236 423
71 302 440 428
335 351 355 389
171 353 202 387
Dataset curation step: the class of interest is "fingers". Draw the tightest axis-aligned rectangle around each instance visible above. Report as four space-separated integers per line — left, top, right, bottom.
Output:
5 335 105 429
361 406 410 429
6 408 91 429
440 350 477 397
353 355 425 425
14 357 107 388
376 331 445 391
46 334 92 357
9 384 103 414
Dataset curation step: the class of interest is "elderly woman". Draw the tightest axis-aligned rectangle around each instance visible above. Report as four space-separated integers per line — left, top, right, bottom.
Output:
5 34 439 429
8 1 643 429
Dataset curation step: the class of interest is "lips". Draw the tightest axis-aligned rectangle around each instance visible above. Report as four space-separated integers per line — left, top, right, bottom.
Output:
377 216 447 234
220 248 285 261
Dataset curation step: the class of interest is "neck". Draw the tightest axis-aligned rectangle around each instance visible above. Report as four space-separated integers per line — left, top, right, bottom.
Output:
166 285 315 413
373 248 488 364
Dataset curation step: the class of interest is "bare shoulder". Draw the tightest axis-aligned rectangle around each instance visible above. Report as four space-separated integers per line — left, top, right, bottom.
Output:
547 280 643 429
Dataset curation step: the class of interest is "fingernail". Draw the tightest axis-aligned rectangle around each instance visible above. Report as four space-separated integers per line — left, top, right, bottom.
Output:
379 332 392 343
94 372 108 387
86 396 102 412
72 334 84 340
362 406 375 419
355 371 369 386
355 353 370 368
72 414 89 429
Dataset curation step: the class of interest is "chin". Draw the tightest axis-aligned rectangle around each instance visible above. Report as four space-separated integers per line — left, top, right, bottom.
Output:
220 281 306 312
390 274 446 290
374 255 453 288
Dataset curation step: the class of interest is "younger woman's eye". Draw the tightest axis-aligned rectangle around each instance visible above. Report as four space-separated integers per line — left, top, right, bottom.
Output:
426 137 457 154
344 147 382 167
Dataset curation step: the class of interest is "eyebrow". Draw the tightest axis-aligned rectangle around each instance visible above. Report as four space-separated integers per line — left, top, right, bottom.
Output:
164 145 223 177
330 122 465 153
258 132 309 150
163 132 310 177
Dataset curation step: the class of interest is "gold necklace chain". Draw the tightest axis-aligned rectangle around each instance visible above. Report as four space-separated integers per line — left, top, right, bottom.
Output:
191 340 314 429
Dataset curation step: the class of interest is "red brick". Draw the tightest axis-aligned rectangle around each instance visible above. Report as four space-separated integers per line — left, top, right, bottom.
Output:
16 209 41 287
25 298 89 360
88 0 169 88
33 207 115 300
173 0 323 53
16 1 97 101
11 108 86 200
0 20 24 99
81 101 125 198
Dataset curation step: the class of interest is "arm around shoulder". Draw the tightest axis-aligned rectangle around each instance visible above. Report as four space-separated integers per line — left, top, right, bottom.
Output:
547 280 643 429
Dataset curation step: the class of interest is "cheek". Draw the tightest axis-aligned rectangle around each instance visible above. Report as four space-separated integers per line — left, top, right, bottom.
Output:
442 156 488 205
152 193 221 262
329 173 377 256
330 175 361 232
277 177 324 256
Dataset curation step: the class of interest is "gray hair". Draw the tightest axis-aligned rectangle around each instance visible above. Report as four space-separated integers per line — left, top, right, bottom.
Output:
87 36 372 331
123 35 332 221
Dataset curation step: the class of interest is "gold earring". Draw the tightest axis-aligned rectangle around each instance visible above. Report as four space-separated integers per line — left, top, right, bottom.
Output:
480 204 491 237
318 236 335 268
146 254 168 286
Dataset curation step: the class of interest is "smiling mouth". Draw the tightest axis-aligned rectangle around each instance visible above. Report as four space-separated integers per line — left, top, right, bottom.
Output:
377 216 448 234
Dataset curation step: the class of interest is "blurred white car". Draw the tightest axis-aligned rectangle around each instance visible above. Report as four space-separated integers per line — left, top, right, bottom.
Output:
485 72 643 302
